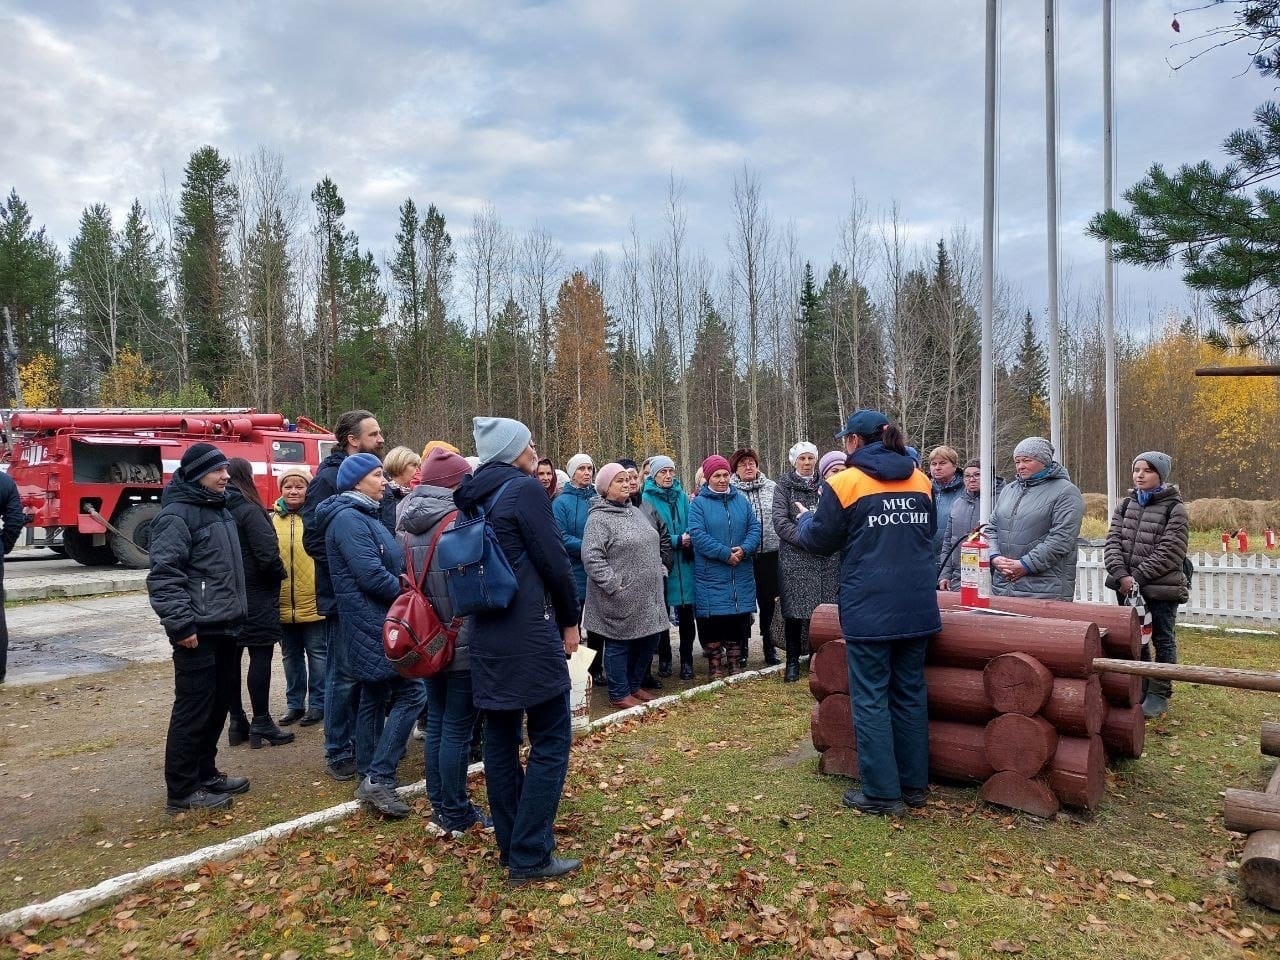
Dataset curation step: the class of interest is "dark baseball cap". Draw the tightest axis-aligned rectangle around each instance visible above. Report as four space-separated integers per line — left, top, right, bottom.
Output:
835 409 889 440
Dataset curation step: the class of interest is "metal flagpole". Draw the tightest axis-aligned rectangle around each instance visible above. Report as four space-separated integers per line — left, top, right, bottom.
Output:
1045 0 1064 462
981 0 997 527
1103 0 1118 509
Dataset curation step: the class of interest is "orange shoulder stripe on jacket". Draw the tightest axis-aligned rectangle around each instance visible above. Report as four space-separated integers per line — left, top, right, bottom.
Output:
827 466 934 510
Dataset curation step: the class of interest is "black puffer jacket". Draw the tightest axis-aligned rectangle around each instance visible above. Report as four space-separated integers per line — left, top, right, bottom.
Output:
397 484 474 674
302 448 346 617
226 485 288 646
1103 486 1190 603
147 471 247 643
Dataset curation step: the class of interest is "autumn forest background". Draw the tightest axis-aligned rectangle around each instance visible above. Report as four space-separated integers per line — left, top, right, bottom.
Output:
1 145 1276 498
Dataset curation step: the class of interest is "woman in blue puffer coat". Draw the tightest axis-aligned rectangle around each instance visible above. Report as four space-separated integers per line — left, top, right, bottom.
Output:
315 453 426 821
687 454 761 679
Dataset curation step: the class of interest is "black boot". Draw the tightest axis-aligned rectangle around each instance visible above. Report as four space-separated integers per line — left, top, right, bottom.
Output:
783 627 801 683
249 714 296 748
227 709 249 747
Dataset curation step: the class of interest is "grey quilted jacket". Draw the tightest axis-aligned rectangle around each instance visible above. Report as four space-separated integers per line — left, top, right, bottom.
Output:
989 461 1085 600
734 474 780 554
1103 486 1190 604
581 498 671 641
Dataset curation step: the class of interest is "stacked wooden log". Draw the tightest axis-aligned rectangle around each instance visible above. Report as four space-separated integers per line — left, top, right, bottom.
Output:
809 596 1149 817
1227 721 1280 910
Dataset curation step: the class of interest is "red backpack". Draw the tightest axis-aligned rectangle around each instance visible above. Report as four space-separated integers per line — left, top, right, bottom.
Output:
383 513 463 679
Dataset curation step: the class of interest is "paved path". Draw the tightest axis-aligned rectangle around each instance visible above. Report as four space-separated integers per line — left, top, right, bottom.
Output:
4 549 147 602
3 593 167 685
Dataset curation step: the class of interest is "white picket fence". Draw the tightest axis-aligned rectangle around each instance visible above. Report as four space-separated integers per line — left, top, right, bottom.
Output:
1074 547 1280 622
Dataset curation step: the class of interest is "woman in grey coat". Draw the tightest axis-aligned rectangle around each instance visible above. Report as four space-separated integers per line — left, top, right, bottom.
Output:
582 463 671 709
771 441 839 682
989 438 1085 600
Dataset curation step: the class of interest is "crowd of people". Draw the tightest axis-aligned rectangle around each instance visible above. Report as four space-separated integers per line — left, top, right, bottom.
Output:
145 404 1192 881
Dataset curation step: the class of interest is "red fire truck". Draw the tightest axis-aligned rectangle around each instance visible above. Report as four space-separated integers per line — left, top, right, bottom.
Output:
4 408 336 568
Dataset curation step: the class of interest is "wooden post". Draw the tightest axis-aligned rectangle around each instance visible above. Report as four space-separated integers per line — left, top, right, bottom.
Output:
1224 788 1280 833
926 666 997 724
985 714 1058 777
809 604 842 652
1239 764 1280 909
936 591 1139 658
929 721 996 784
1100 704 1146 759
981 771 1061 819
1043 676 1105 738
1048 735 1106 811
1262 721 1280 758
1093 658 1280 693
931 610 1101 679
983 652 1055 716
808 639 848 700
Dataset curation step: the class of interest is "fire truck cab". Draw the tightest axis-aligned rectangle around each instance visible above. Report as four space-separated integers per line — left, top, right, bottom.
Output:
5 408 336 568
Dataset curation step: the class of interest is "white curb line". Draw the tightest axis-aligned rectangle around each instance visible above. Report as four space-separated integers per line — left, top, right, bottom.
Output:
0 663 786 933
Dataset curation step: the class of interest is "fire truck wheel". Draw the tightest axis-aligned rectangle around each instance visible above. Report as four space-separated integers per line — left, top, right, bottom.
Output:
110 503 161 568
62 529 118 567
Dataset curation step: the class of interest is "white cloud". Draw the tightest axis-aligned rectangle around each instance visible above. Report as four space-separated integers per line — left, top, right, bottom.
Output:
0 0 1270 324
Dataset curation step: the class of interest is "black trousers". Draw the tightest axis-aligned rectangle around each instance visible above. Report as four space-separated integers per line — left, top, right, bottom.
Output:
696 614 751 656
0 585 7 684
753 552 779 652
164 633 240 799
234 645 274 718
661 604 697 666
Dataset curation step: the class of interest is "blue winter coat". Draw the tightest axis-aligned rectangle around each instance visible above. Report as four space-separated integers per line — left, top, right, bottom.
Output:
316 492 404 683
552 482 594 605
454 463 579 710
687 486 761 618
796 442 941 644
641 476 695 608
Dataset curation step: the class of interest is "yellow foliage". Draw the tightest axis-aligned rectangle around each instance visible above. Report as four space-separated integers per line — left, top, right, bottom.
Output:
97 349 158 406
1124 328 1280 498
18 352 59 407
628 400 673 460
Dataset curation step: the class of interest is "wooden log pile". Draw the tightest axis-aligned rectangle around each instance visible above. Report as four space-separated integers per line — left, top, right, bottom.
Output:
1230 721 1280 911
809 596 1149 817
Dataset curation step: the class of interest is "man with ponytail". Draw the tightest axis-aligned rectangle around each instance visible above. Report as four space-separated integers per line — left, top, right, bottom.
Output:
795 410 940 816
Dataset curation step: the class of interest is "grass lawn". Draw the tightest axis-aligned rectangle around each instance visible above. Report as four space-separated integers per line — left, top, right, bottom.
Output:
6 627 1280 959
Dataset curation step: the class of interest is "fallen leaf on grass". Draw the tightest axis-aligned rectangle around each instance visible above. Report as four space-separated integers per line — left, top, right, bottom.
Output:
990 941 1024 954
936 881 957 894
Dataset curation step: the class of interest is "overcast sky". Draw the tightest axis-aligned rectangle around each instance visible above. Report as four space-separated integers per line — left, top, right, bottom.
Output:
2 1 1271 327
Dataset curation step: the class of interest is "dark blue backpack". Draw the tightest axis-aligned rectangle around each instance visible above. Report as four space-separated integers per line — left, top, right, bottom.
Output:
436 479 519 614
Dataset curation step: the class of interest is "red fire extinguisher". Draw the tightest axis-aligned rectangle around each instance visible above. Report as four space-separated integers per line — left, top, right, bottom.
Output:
1222 530 1232 553
1237 529 1249 553
959 530 991 609
1266 528 1276 550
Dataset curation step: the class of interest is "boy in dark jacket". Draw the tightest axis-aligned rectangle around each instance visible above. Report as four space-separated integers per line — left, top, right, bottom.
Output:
147 443 249 813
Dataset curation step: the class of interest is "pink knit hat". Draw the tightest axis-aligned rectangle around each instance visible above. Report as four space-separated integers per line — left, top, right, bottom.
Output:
701 454 731 479
595 462 626 497
419 447 471 490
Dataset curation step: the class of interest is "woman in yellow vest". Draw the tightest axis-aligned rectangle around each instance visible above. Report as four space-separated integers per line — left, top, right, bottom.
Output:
273 466 327 726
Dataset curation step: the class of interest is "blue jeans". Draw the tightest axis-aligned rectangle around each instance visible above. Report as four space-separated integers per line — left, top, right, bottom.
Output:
323 618 358 764
281 620 328 713
845 635 930 801
425 670 482 830
483 691 572 871
602 633 661 702
355 675 427 783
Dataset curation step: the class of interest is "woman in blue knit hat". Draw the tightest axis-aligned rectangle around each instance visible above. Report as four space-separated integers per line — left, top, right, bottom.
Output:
313 453 426 820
